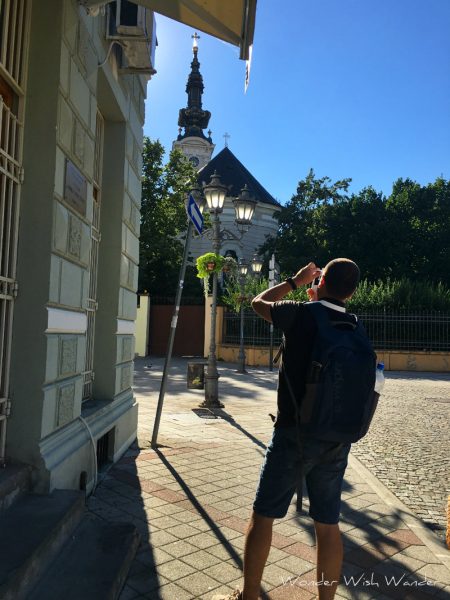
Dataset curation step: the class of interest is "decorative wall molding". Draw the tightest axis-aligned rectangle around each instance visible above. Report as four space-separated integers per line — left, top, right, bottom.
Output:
116 319 135 335
47 307 87 333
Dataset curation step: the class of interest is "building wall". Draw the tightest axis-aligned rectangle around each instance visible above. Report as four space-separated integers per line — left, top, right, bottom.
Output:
217 345 450 372
135 295 150 357
8 0 148 492
172 135 214 170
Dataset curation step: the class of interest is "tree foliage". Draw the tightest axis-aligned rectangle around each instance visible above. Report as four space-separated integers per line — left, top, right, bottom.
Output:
261 170 450 285
139 138 199 296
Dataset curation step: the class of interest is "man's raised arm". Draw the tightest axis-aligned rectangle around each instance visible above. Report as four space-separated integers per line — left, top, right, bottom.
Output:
251 262 321 323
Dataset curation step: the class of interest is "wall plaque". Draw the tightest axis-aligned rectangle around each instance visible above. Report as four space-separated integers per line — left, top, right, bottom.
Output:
64 160 87 216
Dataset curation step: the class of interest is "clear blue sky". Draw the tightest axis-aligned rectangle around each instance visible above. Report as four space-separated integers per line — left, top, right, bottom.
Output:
144 0 450 205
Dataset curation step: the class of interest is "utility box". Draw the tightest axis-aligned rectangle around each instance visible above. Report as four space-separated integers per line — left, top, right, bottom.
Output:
187 362 206 389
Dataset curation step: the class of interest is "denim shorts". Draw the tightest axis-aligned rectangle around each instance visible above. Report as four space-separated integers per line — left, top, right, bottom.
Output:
253 426 351 524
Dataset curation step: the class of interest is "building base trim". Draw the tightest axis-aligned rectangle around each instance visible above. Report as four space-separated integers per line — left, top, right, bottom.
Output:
39 391 137 473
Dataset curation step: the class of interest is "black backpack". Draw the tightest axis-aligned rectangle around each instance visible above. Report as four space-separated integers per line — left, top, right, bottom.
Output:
284 302 378 443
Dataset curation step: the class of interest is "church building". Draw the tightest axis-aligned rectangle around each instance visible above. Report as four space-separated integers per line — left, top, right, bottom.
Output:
173 37 280 265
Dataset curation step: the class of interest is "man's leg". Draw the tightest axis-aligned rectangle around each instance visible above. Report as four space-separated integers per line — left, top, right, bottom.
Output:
314 520 343 600
242 511 274 600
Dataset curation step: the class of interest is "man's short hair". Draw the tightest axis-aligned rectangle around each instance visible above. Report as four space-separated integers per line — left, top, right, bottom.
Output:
322 258 360 300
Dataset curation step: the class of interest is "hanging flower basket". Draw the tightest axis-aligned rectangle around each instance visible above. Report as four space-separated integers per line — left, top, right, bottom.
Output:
196 253 225 297
222 256 238 278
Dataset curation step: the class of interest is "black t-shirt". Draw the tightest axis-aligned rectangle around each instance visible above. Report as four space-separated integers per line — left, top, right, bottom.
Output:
270 298 358 427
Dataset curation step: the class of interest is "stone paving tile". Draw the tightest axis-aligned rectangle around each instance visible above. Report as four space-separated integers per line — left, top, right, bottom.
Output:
126 569 169 595
267 583 315 599
417 564 450 587
387 528 426 546
163 540 201 559
145 515 175 530
206 543 238 561
155 558 196 582
156 581 195 599
118 584 142 600
136 546 174 566
188 517 216 532
351 376 450 536
217 525 244 541
403 545 444 564
147 529 179 547
391 551 426 573
262 562 301 588
281 541 316 564
165 523 202 539
203 561 242 584
181 549 222 570
175 572 222 597
108 360 450 600
273 553 316 577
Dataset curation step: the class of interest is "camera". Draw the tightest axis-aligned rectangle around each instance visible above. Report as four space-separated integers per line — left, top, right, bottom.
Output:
310 271 322 291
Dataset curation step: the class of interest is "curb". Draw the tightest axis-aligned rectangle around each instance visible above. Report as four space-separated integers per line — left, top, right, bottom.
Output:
349 453 450 572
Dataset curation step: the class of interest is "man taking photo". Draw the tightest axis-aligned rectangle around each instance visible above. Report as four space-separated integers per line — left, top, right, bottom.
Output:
213 258 375 600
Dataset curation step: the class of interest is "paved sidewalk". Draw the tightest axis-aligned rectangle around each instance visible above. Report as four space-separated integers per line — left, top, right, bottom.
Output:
88 358 450 600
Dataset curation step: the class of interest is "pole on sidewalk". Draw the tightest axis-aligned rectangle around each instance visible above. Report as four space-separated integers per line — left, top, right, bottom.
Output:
268 253 275 371
151 220 193 449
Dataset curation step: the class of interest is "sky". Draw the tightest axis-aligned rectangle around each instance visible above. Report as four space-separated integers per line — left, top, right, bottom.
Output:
143 0 450 205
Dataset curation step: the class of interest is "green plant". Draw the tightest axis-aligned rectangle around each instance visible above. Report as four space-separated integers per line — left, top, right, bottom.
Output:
196 252 225 278
222 256 238 278
196 252 225 297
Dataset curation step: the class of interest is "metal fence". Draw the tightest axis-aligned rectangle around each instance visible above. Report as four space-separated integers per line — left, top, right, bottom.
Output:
222 309 450 352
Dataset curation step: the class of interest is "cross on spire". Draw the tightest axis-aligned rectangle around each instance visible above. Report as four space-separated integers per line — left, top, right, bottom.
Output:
192 32 200 51
223 132 231 147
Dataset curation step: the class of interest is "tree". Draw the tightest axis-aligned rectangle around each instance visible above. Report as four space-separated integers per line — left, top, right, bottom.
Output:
261 169 450 285
260 169 352 274
139 138 199 296
386 177 450 283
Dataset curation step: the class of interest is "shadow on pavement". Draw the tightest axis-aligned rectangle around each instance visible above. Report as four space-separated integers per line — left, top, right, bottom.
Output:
292 486 450 600
212 408 267 456
89 445 163 599
155 449 274 600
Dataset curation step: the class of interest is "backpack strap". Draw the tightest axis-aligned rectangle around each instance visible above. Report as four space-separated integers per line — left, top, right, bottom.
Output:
283 367 304 512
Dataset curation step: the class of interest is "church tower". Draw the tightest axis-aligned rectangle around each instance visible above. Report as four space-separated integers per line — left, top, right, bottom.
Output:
172 33 215 169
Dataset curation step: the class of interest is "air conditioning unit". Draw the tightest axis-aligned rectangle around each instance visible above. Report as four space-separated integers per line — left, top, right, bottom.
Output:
107 0 156 76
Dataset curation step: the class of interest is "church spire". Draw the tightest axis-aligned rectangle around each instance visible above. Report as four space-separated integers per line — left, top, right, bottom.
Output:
177 33 212 142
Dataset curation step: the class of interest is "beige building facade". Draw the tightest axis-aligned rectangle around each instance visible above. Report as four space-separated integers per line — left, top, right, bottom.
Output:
0 0 257 494
2 0 151 492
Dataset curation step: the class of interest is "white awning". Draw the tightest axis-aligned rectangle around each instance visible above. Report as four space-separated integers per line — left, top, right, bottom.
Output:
129 0 257 60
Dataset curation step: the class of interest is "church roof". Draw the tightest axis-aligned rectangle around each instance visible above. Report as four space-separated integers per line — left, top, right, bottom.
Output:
198 147 280 208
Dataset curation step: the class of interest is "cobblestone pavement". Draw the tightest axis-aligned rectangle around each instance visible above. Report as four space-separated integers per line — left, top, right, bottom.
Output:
89 357 450 600
137 359 450 539
352 372 450 539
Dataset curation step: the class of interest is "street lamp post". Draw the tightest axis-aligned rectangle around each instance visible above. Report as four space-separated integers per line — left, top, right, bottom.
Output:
201 175 257 408
237 258 248 373
236 253 263 375
201 172 227 408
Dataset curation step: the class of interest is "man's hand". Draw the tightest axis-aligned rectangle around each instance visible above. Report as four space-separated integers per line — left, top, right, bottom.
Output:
251 261 322 323
293 262 321 288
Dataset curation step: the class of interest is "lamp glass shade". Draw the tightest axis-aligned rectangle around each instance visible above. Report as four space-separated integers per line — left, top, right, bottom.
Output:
238 258 248 276
251 254 263 274
233 185 256 225
203 171 227 212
